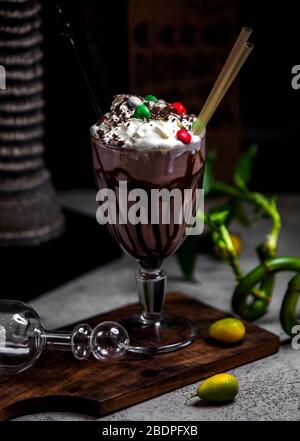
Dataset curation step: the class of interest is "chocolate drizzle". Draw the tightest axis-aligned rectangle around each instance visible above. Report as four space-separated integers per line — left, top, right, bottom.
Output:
92 138 205 268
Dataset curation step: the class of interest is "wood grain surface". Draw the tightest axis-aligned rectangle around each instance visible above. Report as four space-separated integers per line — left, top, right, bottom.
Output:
0 293 280 420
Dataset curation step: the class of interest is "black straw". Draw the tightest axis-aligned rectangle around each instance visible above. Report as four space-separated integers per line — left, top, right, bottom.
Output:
56 3 102 119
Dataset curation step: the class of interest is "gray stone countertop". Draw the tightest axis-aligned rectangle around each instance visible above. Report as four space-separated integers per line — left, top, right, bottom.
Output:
14 192 300 421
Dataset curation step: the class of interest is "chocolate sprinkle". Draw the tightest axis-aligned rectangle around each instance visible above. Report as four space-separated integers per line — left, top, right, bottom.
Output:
94 94 196 147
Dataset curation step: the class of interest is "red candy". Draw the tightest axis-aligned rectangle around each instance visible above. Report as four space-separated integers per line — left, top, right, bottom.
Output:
172 102 187 115
177 129 191 144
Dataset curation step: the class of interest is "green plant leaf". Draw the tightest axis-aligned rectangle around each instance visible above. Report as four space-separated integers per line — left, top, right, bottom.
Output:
207 207 230 226
234 174 247 190
270 196 278 210
176 236 200 281
234 144 258 188
203 150 217 195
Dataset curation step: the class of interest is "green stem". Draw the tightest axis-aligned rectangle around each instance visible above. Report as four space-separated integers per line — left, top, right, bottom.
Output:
232 257 300 325
218 225 244 280
212 182 281 254
203 213 245 281
211 182 282 317
202 182 298 333
280 273 300 335
212 182 241 199
185 393 198 405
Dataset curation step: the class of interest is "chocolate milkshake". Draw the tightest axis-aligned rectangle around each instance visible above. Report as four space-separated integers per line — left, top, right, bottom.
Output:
91 94 205 269
91 94 205 353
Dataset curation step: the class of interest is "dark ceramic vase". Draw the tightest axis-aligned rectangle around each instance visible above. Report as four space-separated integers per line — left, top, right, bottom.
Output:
0 0 64 246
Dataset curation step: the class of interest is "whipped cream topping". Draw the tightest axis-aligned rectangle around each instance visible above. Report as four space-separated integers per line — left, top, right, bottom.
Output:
91 94 204 151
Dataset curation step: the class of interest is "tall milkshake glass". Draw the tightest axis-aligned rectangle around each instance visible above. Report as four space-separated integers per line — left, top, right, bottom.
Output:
91 95 205 354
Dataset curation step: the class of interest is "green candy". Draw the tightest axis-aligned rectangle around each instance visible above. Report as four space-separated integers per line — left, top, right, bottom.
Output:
134 104 151 119
144 94 157 102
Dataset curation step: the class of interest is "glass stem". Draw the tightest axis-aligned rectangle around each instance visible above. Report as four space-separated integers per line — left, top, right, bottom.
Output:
42 331 72 351
136 264 167 323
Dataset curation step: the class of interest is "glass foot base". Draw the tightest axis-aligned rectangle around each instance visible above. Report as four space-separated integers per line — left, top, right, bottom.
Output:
121 314 198 354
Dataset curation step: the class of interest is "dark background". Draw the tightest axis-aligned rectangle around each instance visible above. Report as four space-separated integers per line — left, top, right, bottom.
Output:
42 0 300 193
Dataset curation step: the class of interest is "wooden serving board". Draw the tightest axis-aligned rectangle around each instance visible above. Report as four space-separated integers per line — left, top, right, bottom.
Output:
0 293 280 421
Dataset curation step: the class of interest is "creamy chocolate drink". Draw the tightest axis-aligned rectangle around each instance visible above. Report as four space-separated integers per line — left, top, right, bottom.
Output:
91 94 205 269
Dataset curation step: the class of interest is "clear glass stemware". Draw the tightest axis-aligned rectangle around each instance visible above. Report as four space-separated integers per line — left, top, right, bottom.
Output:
91 130 205 354
0 300 130 375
